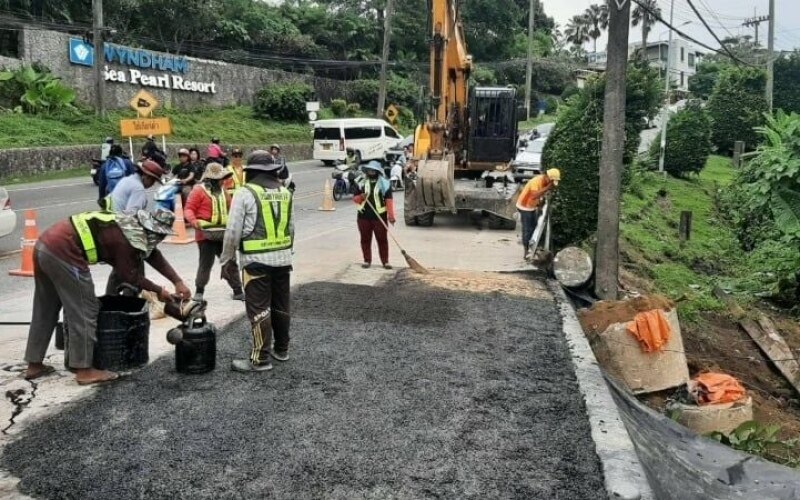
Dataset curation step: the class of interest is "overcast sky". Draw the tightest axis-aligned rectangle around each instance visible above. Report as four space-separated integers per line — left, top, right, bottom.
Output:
545 0 800 52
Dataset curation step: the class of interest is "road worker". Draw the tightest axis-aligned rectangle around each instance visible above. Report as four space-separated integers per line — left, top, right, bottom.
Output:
221 151 293 373
185 162 244 302
224 147 246 196
23 209 191 385
516 168 561 259
353 161 395 269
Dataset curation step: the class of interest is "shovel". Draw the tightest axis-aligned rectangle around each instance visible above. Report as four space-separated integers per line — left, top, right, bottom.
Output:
363 197 429 274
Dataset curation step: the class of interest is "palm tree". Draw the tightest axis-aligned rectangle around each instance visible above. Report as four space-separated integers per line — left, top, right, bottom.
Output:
631 0 662 59
584 3 609 54
564 14 590 50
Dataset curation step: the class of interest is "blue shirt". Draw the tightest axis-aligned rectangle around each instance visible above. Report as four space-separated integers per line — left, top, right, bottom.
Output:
98 156 135 198
110 173 148 214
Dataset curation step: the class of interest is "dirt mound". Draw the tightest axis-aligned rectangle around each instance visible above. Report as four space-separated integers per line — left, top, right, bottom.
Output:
578 295 675 335
396 269 551 300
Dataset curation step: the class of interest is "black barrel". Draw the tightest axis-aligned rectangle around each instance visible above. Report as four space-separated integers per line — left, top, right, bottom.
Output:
64 295 150 371
175 318 216 374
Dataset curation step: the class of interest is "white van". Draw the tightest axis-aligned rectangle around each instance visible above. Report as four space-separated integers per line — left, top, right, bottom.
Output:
312 118 402 166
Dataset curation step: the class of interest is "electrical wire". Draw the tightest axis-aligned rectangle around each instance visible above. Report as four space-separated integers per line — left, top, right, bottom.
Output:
684 0 749 65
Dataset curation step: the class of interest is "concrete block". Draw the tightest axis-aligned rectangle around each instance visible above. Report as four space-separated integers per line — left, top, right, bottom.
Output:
669 397 753 436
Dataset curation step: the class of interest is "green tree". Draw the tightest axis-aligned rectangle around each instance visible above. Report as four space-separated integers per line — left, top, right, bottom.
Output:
542 64 663 247
648 101 712 177
631 0 661 59
774 51 800 114
564 14 590 50
584 4 608 54
688 60 732 100
706 66 768 154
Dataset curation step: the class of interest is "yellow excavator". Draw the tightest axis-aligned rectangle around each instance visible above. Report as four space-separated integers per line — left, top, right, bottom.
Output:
407 0 521 229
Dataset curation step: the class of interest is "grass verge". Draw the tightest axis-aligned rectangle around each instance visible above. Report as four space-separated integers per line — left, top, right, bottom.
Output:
1 166 87 185
0 106 312 149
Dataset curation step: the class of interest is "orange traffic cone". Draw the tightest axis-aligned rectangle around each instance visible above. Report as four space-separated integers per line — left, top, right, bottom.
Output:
164 196 194 245
318 179 336 212
9 210 38 277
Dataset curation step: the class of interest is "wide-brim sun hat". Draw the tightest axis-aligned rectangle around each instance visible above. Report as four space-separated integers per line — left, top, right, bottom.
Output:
201 162 233 181
137 209 175 235
361 160 385 176
244 150 282 172
138 159 165 184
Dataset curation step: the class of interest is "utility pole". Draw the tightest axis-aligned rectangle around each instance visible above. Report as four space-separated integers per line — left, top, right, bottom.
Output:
524 0 536 120
595 0 631 301
657 0 675 174
377 0 395 118
92 0 105 118
766 0 775 112
742 13 769 46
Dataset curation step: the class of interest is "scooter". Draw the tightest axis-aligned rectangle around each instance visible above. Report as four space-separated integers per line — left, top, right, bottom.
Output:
331 161 360 201
90 158 103 186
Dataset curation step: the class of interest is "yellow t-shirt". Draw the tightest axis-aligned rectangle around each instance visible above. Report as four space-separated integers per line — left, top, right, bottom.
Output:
516 175 550 211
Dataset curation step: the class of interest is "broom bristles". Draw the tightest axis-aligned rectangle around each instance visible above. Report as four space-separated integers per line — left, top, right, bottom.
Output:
402 250 429 274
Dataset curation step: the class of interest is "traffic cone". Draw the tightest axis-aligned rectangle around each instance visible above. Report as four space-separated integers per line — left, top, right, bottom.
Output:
9 210 38 277
318 179 336 212
164 196 194 245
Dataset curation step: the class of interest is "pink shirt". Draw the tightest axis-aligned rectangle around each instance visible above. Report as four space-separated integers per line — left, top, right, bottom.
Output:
207 144 223 159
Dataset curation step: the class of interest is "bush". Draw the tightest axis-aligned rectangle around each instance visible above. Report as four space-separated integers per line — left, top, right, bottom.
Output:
253 82 314 122
396 106 416 130
544 96 559 114
0 65 77 115
330 99 347 117
542 64 663 247
346 102 361 117
648 101 712 178
348 75 418 112
560 84 579 101
707 67 768 154
774 51 800 114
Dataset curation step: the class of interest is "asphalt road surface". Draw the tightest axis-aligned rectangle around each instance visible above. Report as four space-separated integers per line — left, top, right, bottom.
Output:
2 277 605 499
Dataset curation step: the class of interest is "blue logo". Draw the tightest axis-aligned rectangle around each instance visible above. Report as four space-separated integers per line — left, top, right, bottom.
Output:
69 39 94 67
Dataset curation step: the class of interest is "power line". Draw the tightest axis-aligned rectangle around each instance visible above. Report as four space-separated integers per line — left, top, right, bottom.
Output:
683 0 748 66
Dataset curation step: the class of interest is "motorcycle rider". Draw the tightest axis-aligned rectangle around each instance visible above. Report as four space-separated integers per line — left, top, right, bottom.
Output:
142 134 168 170
172 148 197 205
270 144 295 193
225 147 246 196
98 144 135 200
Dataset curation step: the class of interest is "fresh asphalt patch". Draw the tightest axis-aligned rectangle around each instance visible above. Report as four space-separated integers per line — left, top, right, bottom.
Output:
2 277 606 499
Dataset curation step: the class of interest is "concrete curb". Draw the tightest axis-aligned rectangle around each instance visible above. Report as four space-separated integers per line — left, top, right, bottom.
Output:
548 280 654 500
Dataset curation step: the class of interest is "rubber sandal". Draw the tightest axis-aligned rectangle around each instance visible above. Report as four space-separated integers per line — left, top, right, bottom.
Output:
76 372 121 386
24 365 56 380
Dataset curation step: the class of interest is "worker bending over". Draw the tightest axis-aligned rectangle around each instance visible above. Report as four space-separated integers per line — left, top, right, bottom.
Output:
516 168 561 259
24 209 191 385
221 151 294 373
353 161 395 269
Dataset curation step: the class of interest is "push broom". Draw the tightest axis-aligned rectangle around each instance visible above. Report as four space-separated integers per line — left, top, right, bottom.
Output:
364 197 429 274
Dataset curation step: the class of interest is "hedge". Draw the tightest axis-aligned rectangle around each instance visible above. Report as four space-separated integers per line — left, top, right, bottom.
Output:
648 101 712 178
707 67 768 154
253 82 314 122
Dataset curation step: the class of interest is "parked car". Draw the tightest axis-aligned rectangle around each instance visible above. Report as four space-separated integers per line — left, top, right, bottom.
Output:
512 137 546 181
0 187 17 238
312 118 403 166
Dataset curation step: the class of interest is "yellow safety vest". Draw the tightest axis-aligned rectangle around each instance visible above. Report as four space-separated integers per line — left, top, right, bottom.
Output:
359 180 387 215
227 166 245 195
70 211 116 264
196 186 229 229
240 184 293 254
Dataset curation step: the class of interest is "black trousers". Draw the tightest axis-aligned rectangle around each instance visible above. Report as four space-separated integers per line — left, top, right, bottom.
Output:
196 240 242 293
243 265 291 365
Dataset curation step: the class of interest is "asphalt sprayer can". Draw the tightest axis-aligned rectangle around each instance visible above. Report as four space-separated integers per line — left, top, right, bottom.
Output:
168 316 217 374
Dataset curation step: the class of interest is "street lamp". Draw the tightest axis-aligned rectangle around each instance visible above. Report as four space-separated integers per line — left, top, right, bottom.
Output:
658 9 692 174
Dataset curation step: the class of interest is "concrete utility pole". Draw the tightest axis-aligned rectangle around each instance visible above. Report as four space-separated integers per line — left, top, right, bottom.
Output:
377 0 395 118
92 0 105 118
766 0 775 112
657 0 675 174
595 0 631 301
524 0 536 120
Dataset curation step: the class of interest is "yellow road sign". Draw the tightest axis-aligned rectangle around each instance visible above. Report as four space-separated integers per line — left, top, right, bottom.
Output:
129 90 159 117
385 104 399 123
120 117 172 137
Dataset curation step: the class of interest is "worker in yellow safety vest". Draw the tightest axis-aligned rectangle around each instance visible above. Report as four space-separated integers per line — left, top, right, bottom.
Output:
22 209 190 385
353 161 395 269
221 150 294 373
224 147 246 196
185 162 244 302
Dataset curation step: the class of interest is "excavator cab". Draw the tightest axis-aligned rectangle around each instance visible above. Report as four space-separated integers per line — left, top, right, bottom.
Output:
467 87 519 169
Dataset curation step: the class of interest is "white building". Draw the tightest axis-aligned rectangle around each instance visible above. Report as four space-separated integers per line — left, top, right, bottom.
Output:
629 38 703 92
584 37 703 92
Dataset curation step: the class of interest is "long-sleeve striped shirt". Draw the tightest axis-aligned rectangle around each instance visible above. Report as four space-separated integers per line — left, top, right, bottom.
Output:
220 178 294 269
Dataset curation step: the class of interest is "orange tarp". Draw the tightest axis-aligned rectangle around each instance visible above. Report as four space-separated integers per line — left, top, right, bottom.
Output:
690 372 747 405
626 309 672 352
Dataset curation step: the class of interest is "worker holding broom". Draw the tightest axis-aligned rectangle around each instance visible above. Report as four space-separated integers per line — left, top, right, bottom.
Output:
353 161 395 269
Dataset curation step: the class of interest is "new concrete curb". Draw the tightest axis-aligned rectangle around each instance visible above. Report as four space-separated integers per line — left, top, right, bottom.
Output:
548 281 654 500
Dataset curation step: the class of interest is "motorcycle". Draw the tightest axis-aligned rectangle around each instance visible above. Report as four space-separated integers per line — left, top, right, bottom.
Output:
90 158 103 186
154 178 182 212
331 161 360 201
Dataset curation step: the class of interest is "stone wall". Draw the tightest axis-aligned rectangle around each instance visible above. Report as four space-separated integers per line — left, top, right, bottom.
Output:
0 143 313 179
9 27 353 110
